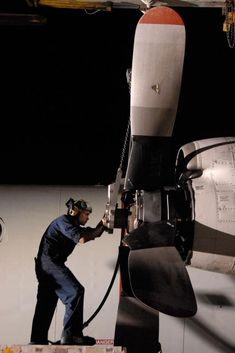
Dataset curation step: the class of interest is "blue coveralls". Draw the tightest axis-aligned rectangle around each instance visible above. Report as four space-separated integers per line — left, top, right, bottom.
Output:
30 214 89 343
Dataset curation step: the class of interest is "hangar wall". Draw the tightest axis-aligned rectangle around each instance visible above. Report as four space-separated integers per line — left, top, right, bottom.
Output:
0 184 120 345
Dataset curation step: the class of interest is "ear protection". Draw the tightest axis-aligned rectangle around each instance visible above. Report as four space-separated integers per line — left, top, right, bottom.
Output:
66 198 78 216
69 205 79 216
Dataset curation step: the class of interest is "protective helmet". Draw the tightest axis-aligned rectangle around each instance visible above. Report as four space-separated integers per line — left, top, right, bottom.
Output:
66 198 92 216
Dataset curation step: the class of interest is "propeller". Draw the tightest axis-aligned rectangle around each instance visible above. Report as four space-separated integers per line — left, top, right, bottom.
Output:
128 246 197 317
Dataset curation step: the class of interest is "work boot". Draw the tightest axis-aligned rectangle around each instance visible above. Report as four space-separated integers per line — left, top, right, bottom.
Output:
60 335 96 346
28 340 49 345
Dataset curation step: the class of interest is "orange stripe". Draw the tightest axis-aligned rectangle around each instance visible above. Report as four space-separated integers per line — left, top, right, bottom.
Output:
139 7 184 26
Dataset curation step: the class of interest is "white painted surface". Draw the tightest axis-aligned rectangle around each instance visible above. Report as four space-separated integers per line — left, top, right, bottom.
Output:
130 20 185 137
0 185 120 345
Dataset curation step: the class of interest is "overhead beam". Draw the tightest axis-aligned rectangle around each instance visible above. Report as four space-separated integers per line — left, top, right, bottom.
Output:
37 0 113 11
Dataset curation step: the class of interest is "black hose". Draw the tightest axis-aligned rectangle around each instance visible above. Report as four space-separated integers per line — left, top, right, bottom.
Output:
82 227 126 328
82 247 121 328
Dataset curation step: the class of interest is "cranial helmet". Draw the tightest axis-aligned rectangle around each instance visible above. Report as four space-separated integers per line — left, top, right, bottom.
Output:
66 198 92 216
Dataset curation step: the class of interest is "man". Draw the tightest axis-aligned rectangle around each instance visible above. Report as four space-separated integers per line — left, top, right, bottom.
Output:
30 198 107 346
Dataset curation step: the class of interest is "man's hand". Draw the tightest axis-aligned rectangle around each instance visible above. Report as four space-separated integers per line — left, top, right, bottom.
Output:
101 213 109 230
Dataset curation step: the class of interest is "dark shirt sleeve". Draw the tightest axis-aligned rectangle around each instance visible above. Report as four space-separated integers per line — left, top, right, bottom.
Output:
55 215 84 244
55 215 105 244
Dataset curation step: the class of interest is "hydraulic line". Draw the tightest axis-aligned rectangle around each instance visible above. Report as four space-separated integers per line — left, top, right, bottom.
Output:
82 233 123 329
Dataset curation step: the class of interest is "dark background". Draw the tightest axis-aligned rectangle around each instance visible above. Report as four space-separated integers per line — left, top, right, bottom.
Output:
0 3 235 185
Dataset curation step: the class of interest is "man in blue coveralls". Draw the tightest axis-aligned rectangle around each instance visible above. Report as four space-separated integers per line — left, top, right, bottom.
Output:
30 198 107 346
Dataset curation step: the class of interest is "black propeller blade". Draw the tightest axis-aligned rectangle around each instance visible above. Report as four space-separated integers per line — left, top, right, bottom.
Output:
128 246 197 317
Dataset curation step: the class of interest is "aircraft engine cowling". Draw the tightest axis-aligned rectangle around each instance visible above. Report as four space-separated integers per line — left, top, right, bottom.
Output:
175 136 235 274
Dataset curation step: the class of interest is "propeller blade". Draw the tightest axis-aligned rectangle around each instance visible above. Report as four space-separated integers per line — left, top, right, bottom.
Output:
122 220 175 249
128 246 197 317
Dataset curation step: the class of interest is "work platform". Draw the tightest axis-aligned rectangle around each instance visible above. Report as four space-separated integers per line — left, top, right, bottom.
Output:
0 346 126 353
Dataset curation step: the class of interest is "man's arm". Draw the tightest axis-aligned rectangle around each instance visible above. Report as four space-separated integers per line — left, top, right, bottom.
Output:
79 217 107 244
